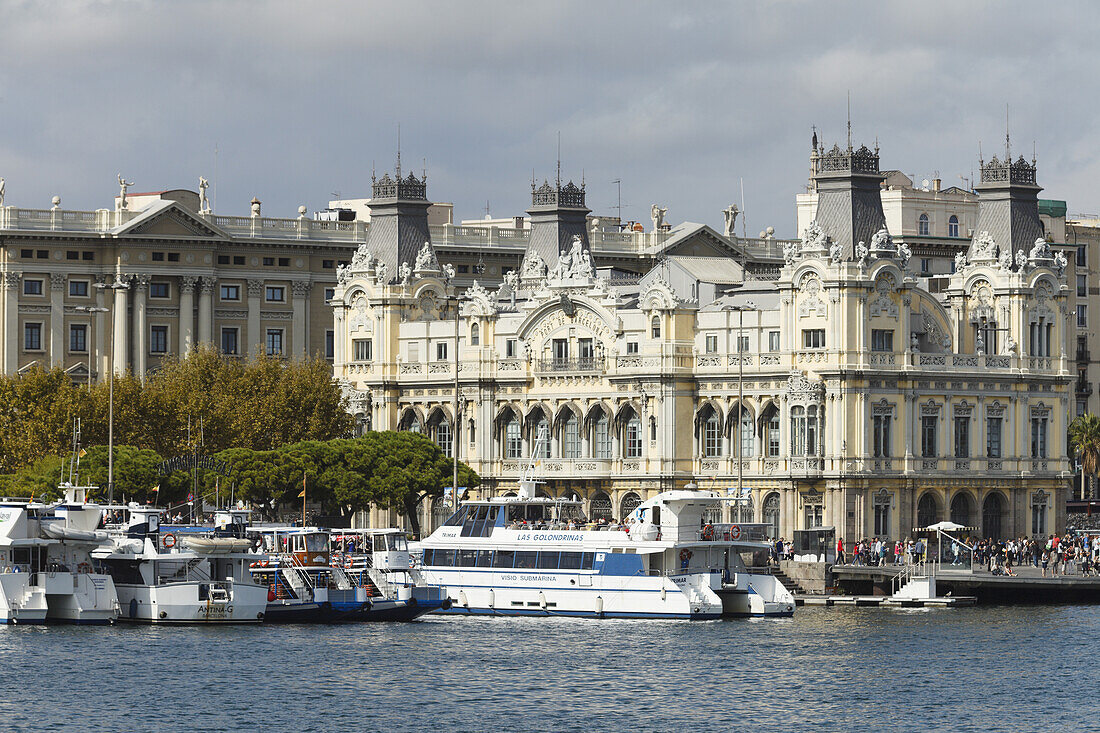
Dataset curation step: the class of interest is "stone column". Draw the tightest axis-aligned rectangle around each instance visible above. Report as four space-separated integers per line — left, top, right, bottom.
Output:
291 280 311 357
247 279 264 356
133 275 149 379
178 276 197 356
2 272 20 373
49 273 66 367
94 275 109 380
112 276 131 373
197 276 216 345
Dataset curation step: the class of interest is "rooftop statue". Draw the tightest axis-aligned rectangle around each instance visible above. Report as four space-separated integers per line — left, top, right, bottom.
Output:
722 204 739 238
651 204 667 231
0 177 5 207
414 241 439 272
117 174 134 211
198 176 210 214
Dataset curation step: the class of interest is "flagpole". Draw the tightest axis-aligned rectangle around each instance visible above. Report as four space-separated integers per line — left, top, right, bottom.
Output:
301 472 306 527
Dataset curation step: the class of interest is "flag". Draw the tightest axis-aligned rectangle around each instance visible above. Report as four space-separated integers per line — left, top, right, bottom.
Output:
152 485 160 493
298 488 306 498
78 448 87 458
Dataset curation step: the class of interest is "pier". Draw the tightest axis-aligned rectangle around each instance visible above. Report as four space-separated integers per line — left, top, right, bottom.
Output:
828 564 1100 604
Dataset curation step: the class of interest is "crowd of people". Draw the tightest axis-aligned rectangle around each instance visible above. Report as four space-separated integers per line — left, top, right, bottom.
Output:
767 533 1100 577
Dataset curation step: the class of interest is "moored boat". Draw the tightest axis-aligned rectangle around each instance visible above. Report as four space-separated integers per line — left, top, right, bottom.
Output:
413 479 795 620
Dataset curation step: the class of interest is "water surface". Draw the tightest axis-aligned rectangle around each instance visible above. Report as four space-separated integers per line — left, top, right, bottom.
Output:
0 606 1091 732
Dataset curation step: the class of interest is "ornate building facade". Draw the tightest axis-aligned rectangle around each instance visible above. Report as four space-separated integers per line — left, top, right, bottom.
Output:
335 141 1072 540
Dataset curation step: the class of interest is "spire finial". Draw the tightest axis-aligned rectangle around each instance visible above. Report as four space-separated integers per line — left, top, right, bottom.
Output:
978 140 983 167
846 91 852 152
1005 103 1011 161
556 131 561 188
396 123 402 178
422 157 427 184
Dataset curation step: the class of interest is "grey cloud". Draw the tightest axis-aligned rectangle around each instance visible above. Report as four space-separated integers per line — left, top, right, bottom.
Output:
0 0 1096 235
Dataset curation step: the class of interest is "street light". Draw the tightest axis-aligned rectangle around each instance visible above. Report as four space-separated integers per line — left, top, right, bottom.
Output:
94 277 129 505
724 299 759 524
73 305 108 391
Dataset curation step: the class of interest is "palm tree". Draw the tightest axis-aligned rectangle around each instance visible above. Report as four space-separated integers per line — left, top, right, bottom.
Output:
1068 413 1100 500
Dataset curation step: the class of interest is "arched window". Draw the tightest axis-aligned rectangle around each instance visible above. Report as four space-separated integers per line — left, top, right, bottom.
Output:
532 414 551 458
503 413 522 458
620 492 642 519
950 493 972 527
737 493 754 523
430 497 448 533
982 493 1004 540
590 492 613 521
917 493 939 528
702 409 722 457
763 405 781 457
434 418 452 457
561 412 580 459
790 405 820 456
735 407 754 458
399 410 422 434
948 215 959 238
470 322 480 346
591 410 611 459
624 412 642 458
791 406 806 456
918 213 930 235
651 315 661 339
763 492 781 538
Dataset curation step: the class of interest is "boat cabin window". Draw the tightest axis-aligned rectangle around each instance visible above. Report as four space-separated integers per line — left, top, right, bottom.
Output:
147 514 159 533
558 504 588 524
425 548 594 570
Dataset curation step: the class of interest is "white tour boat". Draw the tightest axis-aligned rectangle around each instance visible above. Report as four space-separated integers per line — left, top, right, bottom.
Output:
0 485 120 624
93 505 269 623
414 479 794 620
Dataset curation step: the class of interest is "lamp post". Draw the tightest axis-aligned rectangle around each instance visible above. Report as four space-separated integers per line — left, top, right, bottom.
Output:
724 301 758 523
73 305 108 390
94 277 129 505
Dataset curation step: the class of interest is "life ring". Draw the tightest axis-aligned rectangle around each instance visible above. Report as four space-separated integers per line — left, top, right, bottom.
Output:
162 533 177 549
77 562 92 574
730 524 741 541
702 524 715 541
679 549 693 563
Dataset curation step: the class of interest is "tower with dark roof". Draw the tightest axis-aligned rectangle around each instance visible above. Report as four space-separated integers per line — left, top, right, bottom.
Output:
969 152 1044 262
809 140 887 260
365 165 433 281
521 177 590 274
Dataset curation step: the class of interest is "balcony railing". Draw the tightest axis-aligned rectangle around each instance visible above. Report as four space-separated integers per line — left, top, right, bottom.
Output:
537 356 605 373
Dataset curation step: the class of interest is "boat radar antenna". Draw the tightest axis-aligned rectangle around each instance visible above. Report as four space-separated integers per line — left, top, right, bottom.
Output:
518 423 550 499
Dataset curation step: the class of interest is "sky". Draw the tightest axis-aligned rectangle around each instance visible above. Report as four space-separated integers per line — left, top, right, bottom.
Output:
0 0 1097 238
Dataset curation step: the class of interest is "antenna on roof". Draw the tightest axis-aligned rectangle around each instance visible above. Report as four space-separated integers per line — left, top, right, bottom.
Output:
396 123 402 178
611 178 622 219
1004 103 1011 160
739 177 747 238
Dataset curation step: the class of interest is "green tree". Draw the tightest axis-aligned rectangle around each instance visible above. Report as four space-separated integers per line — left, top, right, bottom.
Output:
1069 413 1100 500
352 431 479 536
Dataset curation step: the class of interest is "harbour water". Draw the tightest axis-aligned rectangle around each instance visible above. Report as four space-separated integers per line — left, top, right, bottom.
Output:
2 606 1092 732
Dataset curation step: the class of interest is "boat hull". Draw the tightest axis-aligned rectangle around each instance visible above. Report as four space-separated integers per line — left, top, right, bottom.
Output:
0 574 49 624
115 582 269 624
44 573 120 625
263 597 441 623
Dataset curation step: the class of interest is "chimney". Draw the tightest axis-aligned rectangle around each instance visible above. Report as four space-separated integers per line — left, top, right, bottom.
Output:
932 178 941 193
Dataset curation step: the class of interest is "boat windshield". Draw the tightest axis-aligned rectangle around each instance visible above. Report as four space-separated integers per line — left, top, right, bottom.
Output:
372 534 409 552
304 533 327 553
